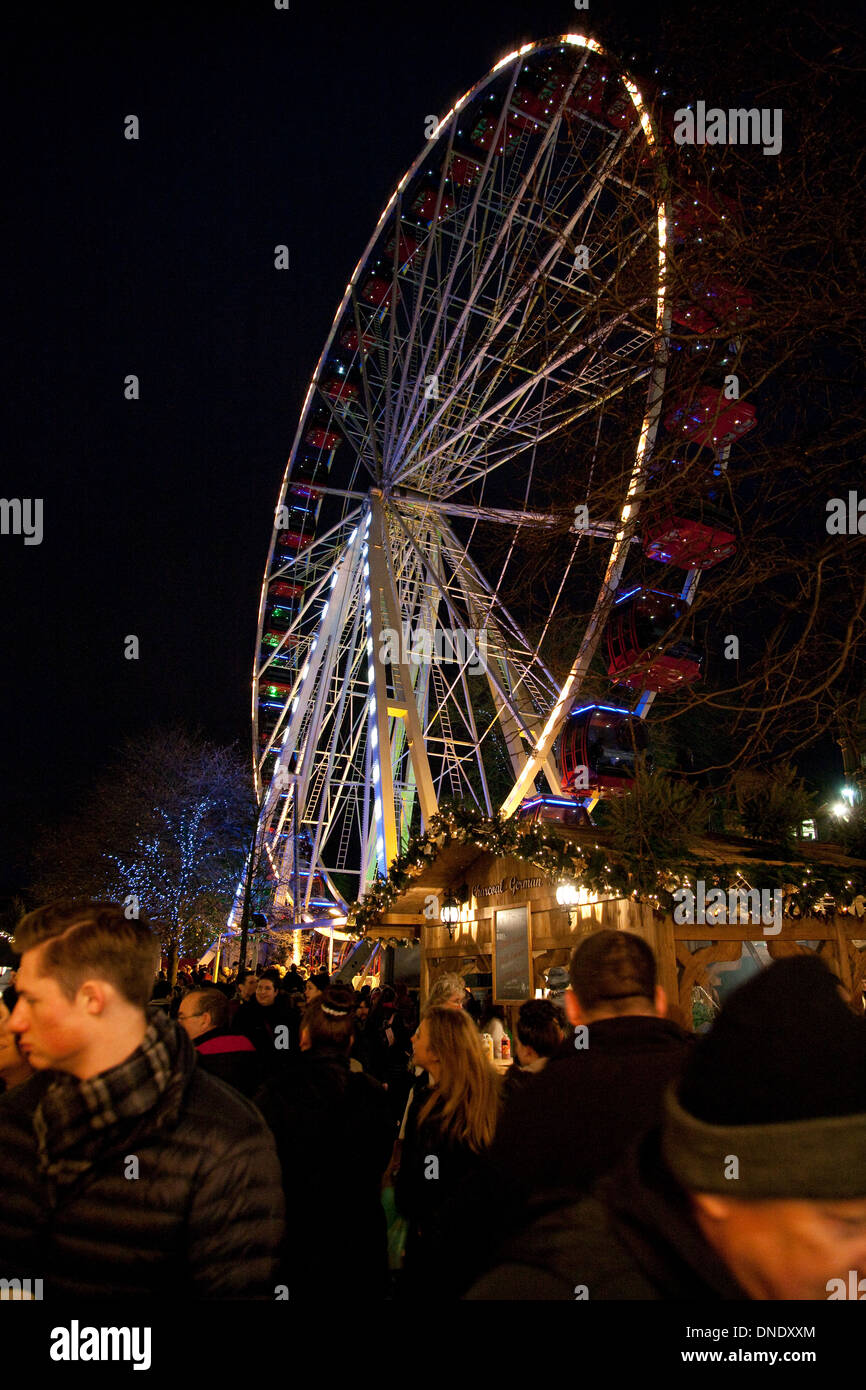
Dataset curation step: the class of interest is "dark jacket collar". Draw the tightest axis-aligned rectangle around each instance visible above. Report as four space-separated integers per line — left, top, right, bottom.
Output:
595 1127 749 1298
550 1014 692 1062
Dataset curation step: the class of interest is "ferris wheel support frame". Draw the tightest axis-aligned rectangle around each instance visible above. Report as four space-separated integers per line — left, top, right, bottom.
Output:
363 492 440 875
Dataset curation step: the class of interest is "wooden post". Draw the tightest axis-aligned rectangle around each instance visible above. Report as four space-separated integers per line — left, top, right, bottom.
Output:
639 905 679 1013
834 921 854 993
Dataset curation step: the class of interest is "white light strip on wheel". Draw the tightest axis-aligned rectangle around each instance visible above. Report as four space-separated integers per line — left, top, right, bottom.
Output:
564 34 603 53
362 537 387 874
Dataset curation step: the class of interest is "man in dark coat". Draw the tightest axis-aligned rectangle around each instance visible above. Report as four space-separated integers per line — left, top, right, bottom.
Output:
0 901 285 1298
256 985 394 1298
234 975 298 1063
469 956 866 1299
283 963 306 996
179 987 264 1099
490 930 693 1204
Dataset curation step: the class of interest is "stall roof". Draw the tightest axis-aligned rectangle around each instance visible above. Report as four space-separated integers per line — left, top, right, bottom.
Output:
371 825 866 930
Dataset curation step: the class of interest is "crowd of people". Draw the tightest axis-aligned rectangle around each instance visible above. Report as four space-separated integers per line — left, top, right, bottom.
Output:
0 900 864 1301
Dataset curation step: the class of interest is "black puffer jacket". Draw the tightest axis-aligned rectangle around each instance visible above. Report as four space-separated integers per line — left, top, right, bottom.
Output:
0 1020 285 1298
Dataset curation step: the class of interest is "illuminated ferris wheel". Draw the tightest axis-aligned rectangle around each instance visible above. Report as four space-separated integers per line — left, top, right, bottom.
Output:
249 32 756 918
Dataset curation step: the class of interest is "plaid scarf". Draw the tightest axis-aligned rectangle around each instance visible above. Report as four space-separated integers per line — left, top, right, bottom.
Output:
33 1011 182 1185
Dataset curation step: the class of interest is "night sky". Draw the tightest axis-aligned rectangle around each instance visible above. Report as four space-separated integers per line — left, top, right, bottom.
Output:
0 0 856 899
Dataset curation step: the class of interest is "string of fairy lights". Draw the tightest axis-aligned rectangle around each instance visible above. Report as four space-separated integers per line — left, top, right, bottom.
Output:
348 804 866 940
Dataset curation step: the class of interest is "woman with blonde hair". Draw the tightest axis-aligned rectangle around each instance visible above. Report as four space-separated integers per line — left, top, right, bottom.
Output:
394 1005 500 1297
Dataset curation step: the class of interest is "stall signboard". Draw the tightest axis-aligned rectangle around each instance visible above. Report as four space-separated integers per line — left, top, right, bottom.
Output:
493 905 533 1003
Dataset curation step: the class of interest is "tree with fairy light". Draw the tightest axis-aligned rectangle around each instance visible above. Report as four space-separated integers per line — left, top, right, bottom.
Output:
30 727 261 984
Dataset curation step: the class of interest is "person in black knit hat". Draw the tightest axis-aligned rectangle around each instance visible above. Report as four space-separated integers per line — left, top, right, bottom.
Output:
468 955 866 1300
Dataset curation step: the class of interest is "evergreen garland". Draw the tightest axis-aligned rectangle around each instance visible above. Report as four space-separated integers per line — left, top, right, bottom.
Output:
348 804 866 942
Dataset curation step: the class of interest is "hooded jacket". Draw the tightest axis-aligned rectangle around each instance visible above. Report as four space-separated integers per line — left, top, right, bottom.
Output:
0 1015 285 1298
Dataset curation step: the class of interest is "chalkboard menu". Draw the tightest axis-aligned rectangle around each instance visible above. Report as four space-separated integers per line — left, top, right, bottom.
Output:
493 905 533 1003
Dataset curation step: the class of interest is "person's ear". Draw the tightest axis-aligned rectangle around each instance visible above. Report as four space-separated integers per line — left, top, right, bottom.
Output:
564 987 583 1025
79 980 108 1016
654 984 668 1018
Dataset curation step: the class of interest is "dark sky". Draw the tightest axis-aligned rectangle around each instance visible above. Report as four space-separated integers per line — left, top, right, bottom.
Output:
0 0 856 898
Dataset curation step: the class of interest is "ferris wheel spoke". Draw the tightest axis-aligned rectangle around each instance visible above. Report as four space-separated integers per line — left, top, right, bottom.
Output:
394 119 645 479
388 57 599 464
395 306 646 494
384 58 548 467
433 358 652 499
389 503 558 761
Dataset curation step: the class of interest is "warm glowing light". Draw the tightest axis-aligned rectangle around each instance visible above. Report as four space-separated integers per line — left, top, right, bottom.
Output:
564 34 603 53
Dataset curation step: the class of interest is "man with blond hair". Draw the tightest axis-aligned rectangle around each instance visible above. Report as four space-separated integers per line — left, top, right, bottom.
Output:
0 901 284 1298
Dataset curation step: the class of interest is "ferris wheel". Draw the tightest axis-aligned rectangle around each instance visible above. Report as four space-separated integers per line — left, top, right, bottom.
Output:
249 32 756 918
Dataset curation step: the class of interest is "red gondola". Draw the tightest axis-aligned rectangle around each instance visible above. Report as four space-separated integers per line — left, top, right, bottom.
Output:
664 387 757 449
261 629 300 648
467 115 520 155
304 426 341 451
385 231 421 267
517 796 594 828
641 465 737 570
268 580 304 600
258 677 293 700
670 187 739 243
448 153 482 187
511 74 561 130
603 86 637 130
559 705 651 795
671 281 753 336
411 185 456 222
643 516 736 570
567 63 610 116
339 326 376 354
274 528 310 552
360 275 392 307
265 604 298 631
289 478 321 501
606 588 702 693
322 375 360 403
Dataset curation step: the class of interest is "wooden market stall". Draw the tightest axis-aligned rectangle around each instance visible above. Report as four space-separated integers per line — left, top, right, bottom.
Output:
354 822 866 1021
